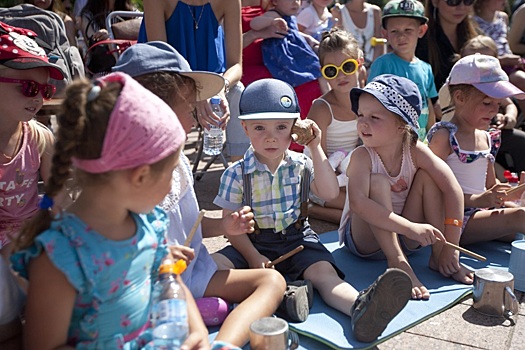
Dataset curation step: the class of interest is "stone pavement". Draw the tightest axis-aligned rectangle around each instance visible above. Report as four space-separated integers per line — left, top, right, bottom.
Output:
186 128 525 350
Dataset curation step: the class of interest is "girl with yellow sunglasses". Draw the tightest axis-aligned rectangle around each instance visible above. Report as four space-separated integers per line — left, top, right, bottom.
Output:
305 28 363 225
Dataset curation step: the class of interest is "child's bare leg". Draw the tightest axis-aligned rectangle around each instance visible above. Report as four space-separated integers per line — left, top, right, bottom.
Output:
353 174 428 299
461 208 525 244
404 170 473 284
303 261 358 315
205 269 286 347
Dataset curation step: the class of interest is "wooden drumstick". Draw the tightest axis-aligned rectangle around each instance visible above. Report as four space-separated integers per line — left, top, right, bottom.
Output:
505 182 525 196
184 210 205 246
438 239 486 261
265 245 304 268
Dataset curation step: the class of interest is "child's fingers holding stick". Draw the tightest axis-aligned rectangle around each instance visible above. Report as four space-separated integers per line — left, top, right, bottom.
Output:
171 210 206 274
265 245 304 268
436 238 486 261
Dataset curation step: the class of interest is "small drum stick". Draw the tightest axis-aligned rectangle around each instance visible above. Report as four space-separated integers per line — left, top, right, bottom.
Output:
505 182 525 196
266 245 304 268
184 210 205 247
438 239 486 261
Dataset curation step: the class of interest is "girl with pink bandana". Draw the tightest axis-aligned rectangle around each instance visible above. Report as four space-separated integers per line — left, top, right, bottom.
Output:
10 72 206 349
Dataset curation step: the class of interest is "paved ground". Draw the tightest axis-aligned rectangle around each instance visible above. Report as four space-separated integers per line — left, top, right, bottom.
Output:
186 128 525 350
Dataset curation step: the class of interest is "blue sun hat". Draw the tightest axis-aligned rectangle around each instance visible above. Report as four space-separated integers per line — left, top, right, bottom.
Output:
112 41 224 101
239 79 300 120
350 74 421 136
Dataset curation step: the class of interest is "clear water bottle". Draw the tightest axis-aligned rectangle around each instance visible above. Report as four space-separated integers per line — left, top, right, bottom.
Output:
203 96 224 155
151 262 188 350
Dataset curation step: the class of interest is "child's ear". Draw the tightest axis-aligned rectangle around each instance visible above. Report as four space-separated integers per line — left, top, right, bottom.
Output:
452 89 466 105
381 27 388 39
129 164 152 187
418 23 428 38
241 120 249 136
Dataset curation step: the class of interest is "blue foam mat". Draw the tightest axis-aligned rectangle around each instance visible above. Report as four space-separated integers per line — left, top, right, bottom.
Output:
210 230 512 349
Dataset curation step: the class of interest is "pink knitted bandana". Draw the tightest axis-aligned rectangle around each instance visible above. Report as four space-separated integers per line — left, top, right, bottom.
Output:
72 72 185 173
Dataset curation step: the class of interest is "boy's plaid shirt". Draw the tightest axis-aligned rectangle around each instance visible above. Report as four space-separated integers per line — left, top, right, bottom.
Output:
214 147 314 232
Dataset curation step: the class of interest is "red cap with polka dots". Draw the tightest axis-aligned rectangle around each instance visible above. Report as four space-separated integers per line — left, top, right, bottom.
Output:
0 21 64 80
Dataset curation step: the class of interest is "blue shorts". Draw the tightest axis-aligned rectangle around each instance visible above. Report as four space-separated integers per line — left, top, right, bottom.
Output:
341 218 420 260
216 222 344 281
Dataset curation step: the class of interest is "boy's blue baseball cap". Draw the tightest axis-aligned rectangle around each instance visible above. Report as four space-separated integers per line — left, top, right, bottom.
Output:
112 41 224 101
350 74 421 136
382 0 428 28
239 79 300 120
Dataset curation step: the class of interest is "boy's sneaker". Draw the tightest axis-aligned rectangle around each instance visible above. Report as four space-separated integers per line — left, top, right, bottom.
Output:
351 268 412 343
275 281 310 322
287 279 314 309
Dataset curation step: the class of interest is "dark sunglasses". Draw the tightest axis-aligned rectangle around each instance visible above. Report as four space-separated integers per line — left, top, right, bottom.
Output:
0 77 56 99
444 0 475 7
321 58 359 80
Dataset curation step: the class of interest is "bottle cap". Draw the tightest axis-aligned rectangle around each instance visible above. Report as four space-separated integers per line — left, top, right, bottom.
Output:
210 96 221 104
158 259 187 275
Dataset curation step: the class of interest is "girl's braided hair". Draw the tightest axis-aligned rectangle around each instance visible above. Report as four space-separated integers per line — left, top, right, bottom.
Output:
15 78 121 250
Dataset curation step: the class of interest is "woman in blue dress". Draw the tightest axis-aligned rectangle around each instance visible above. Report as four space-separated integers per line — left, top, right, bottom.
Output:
139 0 249 161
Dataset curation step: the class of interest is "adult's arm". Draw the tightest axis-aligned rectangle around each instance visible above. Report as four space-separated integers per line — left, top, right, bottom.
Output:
243 26 286 48
142 0 169 42
509 5 525 55
221 0 243 87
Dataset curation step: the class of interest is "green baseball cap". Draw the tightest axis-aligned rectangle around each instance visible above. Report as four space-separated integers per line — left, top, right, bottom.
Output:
382 0 428 28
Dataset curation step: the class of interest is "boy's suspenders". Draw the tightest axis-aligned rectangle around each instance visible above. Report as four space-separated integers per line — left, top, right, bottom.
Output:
240 159 311 234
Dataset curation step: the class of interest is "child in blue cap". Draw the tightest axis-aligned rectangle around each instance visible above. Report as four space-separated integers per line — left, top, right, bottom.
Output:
213 78 412 343
340 74 468 300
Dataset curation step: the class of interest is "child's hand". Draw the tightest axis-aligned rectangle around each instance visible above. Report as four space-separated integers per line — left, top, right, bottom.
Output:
168 245 195 266
222 206 255 236
247 252 271 269
181 329 210 350
438 246 461 277
479 183 511 208
404 223 443 247
303 34 320 49
272 18 288 33
302 119 322 149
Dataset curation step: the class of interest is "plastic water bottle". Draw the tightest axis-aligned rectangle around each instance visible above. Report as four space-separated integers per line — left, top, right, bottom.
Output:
151 262 188 350
203 96 224 155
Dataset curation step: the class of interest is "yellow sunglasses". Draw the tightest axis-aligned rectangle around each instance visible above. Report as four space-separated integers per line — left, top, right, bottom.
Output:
321 58 359 80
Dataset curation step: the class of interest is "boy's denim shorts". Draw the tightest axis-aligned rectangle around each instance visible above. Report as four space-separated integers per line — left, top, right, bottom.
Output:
216 222 344 281
342 218 420 260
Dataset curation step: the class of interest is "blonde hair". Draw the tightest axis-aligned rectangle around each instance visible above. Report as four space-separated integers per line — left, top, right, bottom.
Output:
28 119 51 156
460 35 498 58
319 28 360 65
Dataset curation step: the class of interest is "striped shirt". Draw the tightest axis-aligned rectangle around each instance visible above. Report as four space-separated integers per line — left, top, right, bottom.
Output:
213 147 314 232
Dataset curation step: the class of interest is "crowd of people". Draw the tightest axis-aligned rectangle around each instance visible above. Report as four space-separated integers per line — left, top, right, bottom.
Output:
2 0 525 349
